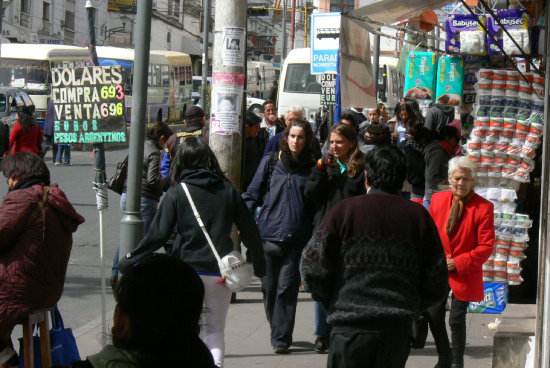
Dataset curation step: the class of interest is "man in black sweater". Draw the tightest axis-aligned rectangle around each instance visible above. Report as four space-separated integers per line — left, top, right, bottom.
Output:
300 145 448 368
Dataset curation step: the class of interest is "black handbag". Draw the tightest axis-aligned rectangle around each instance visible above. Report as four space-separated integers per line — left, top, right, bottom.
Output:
107 155 128 194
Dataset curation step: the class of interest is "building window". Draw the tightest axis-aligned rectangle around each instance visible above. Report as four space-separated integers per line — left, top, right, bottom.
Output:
167 0 173 15
42 1 50 21
174 0 180 18
21 0 31 14
65 10 75 30
329 0 354 12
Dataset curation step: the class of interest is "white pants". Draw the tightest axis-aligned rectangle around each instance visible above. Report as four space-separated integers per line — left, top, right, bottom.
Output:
199 275 232 368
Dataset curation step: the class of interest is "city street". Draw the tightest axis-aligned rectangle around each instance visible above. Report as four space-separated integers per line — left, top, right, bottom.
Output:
4 148 496 367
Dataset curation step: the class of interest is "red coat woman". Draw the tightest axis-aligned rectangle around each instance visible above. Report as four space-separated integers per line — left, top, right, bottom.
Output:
4 106 43 156
427 156 494 368
0 152 84 366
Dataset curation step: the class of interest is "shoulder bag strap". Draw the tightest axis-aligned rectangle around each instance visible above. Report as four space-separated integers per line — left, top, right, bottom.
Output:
180 182 222 264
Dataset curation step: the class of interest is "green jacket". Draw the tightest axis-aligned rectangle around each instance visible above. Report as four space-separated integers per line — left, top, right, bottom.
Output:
87 345 139 368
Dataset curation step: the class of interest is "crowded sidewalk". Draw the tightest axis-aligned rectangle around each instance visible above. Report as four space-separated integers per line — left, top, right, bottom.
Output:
71 278 497 367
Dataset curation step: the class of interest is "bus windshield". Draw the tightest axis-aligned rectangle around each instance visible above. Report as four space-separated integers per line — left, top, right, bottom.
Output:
0 59 49 90
283 63 321 94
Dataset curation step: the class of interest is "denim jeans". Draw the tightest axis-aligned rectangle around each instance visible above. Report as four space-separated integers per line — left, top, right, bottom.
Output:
111 193 158 276
55 145 70 164
315 301 332 339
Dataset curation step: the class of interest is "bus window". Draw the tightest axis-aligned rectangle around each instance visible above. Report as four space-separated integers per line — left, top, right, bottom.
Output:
161 65 170 87
283 63 321 93
0 59 49 89
0 94 6 113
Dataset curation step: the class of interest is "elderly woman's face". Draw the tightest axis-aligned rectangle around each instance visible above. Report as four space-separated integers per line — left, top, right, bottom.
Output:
450 167 474 198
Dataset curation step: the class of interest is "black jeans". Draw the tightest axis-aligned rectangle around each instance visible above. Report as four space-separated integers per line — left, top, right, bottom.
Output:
261 241 302 348
427 294 470 365
327 331 411 368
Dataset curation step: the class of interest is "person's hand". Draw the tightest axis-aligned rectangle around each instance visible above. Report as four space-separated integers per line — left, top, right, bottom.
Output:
317 152 334 170
447 258 456 272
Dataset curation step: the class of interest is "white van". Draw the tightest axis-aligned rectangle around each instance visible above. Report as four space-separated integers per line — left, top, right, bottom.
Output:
277 48 321 124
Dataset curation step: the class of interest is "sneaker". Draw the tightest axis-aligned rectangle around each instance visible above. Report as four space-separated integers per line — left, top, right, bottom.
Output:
314 337 329 353
63 162 72 166
273 345 290 354
54 162 61 166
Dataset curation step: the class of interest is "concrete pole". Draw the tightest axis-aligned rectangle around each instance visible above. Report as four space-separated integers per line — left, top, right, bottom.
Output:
118 0 152 260
290 0 296 50
209 0 246 189
282 0 287 61
535 6 550 367
201 0 211 112
372 32 380 102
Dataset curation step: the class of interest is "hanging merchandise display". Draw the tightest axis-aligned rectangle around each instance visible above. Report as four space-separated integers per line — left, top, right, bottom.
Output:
403 51 437 100
465 66 545 288
435 55 464 105
446 14 488 55
487 9 531 55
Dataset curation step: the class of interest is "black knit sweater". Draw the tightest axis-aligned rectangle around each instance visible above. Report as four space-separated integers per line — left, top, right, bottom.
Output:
300 189 448 333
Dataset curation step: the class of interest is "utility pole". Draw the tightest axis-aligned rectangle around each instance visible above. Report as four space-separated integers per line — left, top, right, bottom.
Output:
119 0 153 261
282 0 287 61
201 0 211 112
209 0 247 189
372 32 380 101
290 0 296 50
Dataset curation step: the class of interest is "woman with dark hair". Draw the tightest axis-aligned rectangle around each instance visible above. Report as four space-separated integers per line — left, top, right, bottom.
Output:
0 152 84 367
392 103 418 146
119 136 265 368
4 106 43 157
70 254 216 368
304 123 366 352
110 122 173 286
243 119 316 354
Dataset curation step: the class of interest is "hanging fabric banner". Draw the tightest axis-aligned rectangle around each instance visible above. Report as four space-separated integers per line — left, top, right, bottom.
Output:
339 16 376 108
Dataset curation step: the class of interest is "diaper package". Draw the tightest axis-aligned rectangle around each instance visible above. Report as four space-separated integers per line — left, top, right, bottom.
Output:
435 56 464 106
487 9 530 55
446 14 487 55
403 51 437 100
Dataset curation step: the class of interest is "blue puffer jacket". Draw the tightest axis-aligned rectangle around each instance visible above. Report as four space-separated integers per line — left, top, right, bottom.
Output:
242 151 315 246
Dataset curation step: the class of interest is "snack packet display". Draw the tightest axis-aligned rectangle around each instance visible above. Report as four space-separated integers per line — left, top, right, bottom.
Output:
487 9 530 55
446 14 487 55
403 52 437 100
435 56 464 105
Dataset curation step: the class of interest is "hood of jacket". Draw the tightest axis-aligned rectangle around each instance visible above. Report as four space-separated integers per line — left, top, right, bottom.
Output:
435 103 455 117
178 168 224 188
29 184 85 233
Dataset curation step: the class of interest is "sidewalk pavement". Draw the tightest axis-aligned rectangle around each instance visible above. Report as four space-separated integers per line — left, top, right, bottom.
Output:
72 277 502 367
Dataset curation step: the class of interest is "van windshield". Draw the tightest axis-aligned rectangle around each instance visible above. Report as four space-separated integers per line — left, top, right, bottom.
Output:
283 63 321 94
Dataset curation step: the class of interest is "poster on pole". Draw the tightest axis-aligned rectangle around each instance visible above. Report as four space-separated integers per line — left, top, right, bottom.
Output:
222 27 246 67
51 66 126 144
210 72 245 135
321 73 337 105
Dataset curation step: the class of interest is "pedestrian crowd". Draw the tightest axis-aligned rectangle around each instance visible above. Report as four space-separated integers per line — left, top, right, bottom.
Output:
0 96 494 368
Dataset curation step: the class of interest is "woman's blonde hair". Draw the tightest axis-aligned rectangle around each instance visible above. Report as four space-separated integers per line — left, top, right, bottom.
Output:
330 124 364 178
